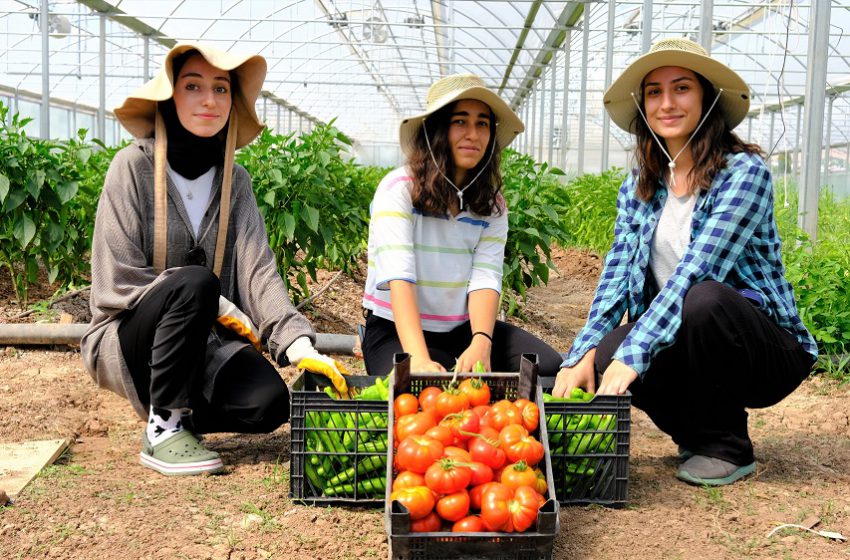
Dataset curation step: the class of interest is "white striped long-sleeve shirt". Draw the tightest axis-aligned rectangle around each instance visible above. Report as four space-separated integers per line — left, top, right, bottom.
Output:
362 167 508 332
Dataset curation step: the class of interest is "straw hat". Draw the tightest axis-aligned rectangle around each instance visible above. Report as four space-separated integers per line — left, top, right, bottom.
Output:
399 73 524 157
114 41 266 149
604 38 750 133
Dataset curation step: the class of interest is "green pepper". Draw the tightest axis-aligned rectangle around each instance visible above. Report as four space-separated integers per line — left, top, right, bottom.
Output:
323 476 386 497
356 438 388 454
325 455 387 486
304 460 325 492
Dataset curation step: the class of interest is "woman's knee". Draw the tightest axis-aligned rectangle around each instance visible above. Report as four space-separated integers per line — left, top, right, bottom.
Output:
594 323 634 373
243 381 290 433
682 281 738 330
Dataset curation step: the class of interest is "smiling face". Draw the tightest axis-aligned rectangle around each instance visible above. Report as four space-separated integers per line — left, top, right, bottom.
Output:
172 54 233 137
447 99 492 181
642 66 704 148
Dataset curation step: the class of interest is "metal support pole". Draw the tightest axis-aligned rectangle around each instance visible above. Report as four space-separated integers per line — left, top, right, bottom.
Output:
262 96 267 122
530 83 537 158
98 13 106 141
699 0 714 54
768 111 776 170
288 109 293 133
548 57 556 164
845 144 850 194
799 0 830 241
602 0 615 171
537 72 545 162
40 0 49 139
143 36 150 80
642 0 653 54
522 102 529 154
578 14 590 174
747 117 752 142
276 103 281 133
794 103 802 179
824 95 834 175
561 30 572 169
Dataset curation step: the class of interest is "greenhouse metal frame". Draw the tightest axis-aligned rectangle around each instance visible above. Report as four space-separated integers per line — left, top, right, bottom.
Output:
1 0 849 240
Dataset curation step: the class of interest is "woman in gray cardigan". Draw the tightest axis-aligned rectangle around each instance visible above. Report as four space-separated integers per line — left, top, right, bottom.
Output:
82 42 348 476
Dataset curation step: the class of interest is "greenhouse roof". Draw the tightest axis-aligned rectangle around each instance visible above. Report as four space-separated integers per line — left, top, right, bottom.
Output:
1 1 849 154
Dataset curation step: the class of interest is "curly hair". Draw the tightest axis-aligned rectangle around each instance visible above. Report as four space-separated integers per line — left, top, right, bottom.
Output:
632 72 763 202
406 102 504 217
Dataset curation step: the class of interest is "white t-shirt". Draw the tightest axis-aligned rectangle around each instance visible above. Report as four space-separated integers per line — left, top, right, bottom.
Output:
650 190 697 289
166 164 215 239
362 167 508 332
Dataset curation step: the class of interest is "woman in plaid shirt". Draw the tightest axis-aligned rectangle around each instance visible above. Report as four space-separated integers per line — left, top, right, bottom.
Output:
553 39 817 486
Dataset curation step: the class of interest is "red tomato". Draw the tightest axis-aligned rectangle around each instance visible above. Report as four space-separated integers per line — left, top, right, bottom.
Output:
442 446 472 462
436 490 470 522
480 485 540 532
424 459 472 494
394 393 420 418
472 404 491 419
452 515 485 533
467 461 494 486
439 409 480 442
459 378 491 407
469 482 502 511
396 435 445 474
393 470 427 492
410 511 442 533
435 389 469 419
500 461 539 490
498 424 529 450
513 399 539 432
482 400 522 431
396 412 437 442
391 486 436 520
467 433 506 470
418 386 442 412
424 425 455 447
504 436 544 466
532 468 548 495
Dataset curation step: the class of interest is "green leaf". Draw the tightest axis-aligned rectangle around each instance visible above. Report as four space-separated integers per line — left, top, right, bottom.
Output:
26 169 46 199
0 173 9 203
263 190 276 206
77 147 92 164
303 205 320 232
283 212 296 241
56 181 79 204
13 214 36 249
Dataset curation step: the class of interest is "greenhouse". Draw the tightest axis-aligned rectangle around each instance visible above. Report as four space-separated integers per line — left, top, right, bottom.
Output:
1 1 849 559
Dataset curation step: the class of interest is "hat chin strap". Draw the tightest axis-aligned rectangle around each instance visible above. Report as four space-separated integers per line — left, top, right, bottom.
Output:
630 87 723 190
153 107 236 277
421 118 498 211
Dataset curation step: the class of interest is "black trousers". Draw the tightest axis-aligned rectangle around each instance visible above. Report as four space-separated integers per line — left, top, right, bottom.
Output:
594 280 813 465
361 311 563 377
118 266 289 434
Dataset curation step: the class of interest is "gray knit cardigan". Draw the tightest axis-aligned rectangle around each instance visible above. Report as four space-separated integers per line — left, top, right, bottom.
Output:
81 138 315 419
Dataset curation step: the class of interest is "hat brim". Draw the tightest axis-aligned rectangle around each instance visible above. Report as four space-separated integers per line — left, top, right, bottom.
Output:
604 50 750 133
399 86 524 157
114 42 267 149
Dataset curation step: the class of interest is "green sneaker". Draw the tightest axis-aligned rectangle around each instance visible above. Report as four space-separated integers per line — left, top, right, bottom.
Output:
140 430 224 476
676 455 755 486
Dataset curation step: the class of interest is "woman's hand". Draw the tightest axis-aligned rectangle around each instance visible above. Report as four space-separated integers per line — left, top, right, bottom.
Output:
597 360 637 395
410 354 447 373
552 348 596 397
455 336 491 373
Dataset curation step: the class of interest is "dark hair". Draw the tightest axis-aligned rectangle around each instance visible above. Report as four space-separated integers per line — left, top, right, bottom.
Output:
406 101 504 217
631 71 763 202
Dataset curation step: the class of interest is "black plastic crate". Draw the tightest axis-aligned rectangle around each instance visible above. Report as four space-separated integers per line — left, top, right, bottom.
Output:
539 377 630 507
289 371 390 506
386 354 560 560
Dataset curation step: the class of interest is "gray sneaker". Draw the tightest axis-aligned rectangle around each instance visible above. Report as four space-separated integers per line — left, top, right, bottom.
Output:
676 455 755 486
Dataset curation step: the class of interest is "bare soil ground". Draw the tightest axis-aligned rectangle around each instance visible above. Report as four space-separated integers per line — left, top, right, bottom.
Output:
1 248 849 560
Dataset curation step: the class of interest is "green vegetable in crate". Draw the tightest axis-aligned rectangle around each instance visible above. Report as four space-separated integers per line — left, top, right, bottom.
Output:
323 476 386 497
326 455 387 486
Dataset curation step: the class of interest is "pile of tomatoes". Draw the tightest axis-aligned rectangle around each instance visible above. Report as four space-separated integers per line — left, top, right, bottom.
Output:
389 378 548 533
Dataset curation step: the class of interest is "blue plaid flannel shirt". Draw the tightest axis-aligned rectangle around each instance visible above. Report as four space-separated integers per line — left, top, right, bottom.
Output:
563 152 818 376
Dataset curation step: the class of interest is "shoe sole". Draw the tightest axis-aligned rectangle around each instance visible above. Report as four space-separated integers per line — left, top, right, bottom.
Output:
676 461 756 486
140 452 224 476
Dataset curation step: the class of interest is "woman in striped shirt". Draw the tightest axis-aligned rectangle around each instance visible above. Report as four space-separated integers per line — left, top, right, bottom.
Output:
361 74 561 377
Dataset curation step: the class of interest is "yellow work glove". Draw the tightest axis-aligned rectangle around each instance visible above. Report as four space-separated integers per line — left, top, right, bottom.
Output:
216 296 261 351
285 336 350 394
